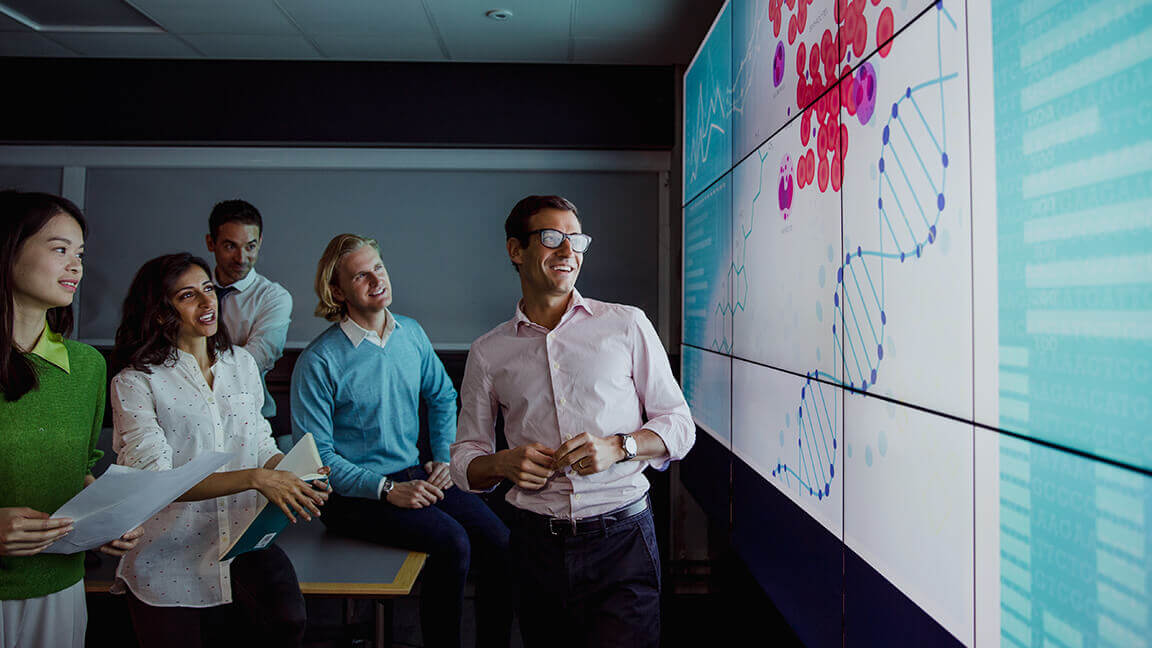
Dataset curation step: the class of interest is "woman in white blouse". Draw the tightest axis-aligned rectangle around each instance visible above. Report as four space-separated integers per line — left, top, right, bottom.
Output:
110 252 328 648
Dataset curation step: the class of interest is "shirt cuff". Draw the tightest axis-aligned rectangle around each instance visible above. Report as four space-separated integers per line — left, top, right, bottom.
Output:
376 476 389 500
449 449 499 494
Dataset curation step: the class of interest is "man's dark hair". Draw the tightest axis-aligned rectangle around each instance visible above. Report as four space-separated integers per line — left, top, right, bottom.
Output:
504 195 579 272
208 199 262 240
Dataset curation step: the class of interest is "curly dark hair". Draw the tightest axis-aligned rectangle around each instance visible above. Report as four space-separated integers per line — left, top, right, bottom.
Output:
114 253 231 374
1 190 87 401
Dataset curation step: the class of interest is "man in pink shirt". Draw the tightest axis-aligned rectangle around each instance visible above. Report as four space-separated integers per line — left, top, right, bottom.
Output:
450 195 694 648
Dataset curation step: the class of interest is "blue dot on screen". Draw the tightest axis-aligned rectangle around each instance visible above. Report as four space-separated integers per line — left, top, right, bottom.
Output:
879 157 885 173
882 126 890 144
937 193 945 211
892 103 899 118
942 152 949 167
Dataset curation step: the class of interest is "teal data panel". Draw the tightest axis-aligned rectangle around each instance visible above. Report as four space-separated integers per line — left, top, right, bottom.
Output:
991 0 1152 470
682 174 733 352
684 2 733 205
998 436 1152 648
681 345 732 447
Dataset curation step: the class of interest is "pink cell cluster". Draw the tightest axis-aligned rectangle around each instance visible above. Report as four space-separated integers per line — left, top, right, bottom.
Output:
775 0 900 196
779 154 795 219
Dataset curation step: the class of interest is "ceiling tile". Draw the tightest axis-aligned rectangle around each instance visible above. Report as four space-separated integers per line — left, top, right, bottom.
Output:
573 36 679 65
424 0 570 59
180 33 321 59
0 11 33 31
4 0 157 28
277 0 434 37
310 33 444 60
574 0 681 39
0 32 79 56
128 0 299 35
48 32 200 58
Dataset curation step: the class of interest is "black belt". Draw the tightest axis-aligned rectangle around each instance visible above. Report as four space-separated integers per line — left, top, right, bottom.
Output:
518 497 650 537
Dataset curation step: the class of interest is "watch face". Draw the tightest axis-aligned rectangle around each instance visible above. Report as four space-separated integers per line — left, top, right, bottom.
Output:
624 435 638 456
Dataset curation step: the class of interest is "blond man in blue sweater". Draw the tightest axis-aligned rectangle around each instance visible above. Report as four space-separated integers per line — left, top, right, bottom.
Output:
290 234 511 648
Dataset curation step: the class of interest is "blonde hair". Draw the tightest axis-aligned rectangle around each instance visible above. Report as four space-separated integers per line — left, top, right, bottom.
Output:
314 233 381 321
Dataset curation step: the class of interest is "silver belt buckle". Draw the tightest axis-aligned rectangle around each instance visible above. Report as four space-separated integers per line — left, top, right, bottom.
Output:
548 517 574 536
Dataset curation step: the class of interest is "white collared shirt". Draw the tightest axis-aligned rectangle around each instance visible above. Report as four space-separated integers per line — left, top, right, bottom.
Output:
339 310 399 349
110 347 281 607
216 269 292 417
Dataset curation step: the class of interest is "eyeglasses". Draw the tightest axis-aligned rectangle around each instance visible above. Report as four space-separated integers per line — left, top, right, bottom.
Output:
526 228 593 253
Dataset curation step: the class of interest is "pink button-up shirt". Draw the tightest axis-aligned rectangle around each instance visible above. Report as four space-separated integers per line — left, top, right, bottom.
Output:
451 290 693 519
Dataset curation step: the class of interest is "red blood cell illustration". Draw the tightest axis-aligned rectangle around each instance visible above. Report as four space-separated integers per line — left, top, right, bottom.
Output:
789 14 798 44
818 157 830 191
842 75 858 116
878 7 894 56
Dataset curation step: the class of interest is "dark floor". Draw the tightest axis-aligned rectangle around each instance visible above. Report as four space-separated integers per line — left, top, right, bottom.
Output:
86 550 802 648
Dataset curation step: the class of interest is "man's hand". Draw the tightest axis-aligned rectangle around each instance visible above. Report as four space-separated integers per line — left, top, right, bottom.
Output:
552 433 625 476
98 526 145 557
423 461 454 491
496 443 556 489
0 507 73 556
386 480 444 509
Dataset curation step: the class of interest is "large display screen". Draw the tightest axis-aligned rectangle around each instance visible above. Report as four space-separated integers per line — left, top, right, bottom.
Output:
682 0 1152 645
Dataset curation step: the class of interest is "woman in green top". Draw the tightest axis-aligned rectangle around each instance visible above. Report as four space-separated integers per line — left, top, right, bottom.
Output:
0 190 143 648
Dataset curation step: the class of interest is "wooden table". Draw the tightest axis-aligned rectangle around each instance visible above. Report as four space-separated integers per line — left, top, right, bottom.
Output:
86 520 426 646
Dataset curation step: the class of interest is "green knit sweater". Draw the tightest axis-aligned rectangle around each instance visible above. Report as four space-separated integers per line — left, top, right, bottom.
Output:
0 339 105 600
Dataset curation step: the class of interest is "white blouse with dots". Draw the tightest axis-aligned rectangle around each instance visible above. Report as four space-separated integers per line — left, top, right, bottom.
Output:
110 347 280 607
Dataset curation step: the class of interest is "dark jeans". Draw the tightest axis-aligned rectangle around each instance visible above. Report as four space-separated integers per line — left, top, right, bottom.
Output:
125 544 306 648
511 500 662 648
323 465 513 648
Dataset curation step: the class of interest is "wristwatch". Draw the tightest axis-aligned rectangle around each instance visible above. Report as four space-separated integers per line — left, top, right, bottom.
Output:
617 433 638 463
380 476 395 497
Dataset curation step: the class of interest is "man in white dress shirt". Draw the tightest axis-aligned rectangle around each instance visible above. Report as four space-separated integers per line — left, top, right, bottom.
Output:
205 199 292 419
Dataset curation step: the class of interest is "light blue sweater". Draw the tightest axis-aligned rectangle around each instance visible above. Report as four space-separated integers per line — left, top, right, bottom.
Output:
290 316 457 499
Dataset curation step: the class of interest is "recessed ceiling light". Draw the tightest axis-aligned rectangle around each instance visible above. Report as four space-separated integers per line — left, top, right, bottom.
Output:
485 9 513 21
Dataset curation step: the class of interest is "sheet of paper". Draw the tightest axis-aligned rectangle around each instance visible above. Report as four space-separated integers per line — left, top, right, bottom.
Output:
43 451 233 554
274 433 323 478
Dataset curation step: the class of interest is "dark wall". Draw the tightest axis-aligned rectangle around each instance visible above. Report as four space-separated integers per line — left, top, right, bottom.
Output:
0 58 674 149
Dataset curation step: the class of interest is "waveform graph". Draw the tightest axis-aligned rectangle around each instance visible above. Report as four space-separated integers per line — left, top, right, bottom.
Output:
843 392 975 645
732 0 837 161
683 175 734 353
684 1 733 203
733 358 844 536
731 115 842 383
682 345 733 446
839 0 972 419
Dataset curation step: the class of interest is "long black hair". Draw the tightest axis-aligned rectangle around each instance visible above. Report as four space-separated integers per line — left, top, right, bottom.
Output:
114 253 232 374
0 190 87 402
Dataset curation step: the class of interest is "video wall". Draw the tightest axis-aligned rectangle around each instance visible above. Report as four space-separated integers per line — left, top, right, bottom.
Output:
681 0 1152 646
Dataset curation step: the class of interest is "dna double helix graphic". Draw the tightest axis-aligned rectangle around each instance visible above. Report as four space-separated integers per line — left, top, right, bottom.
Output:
770 2 960 498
